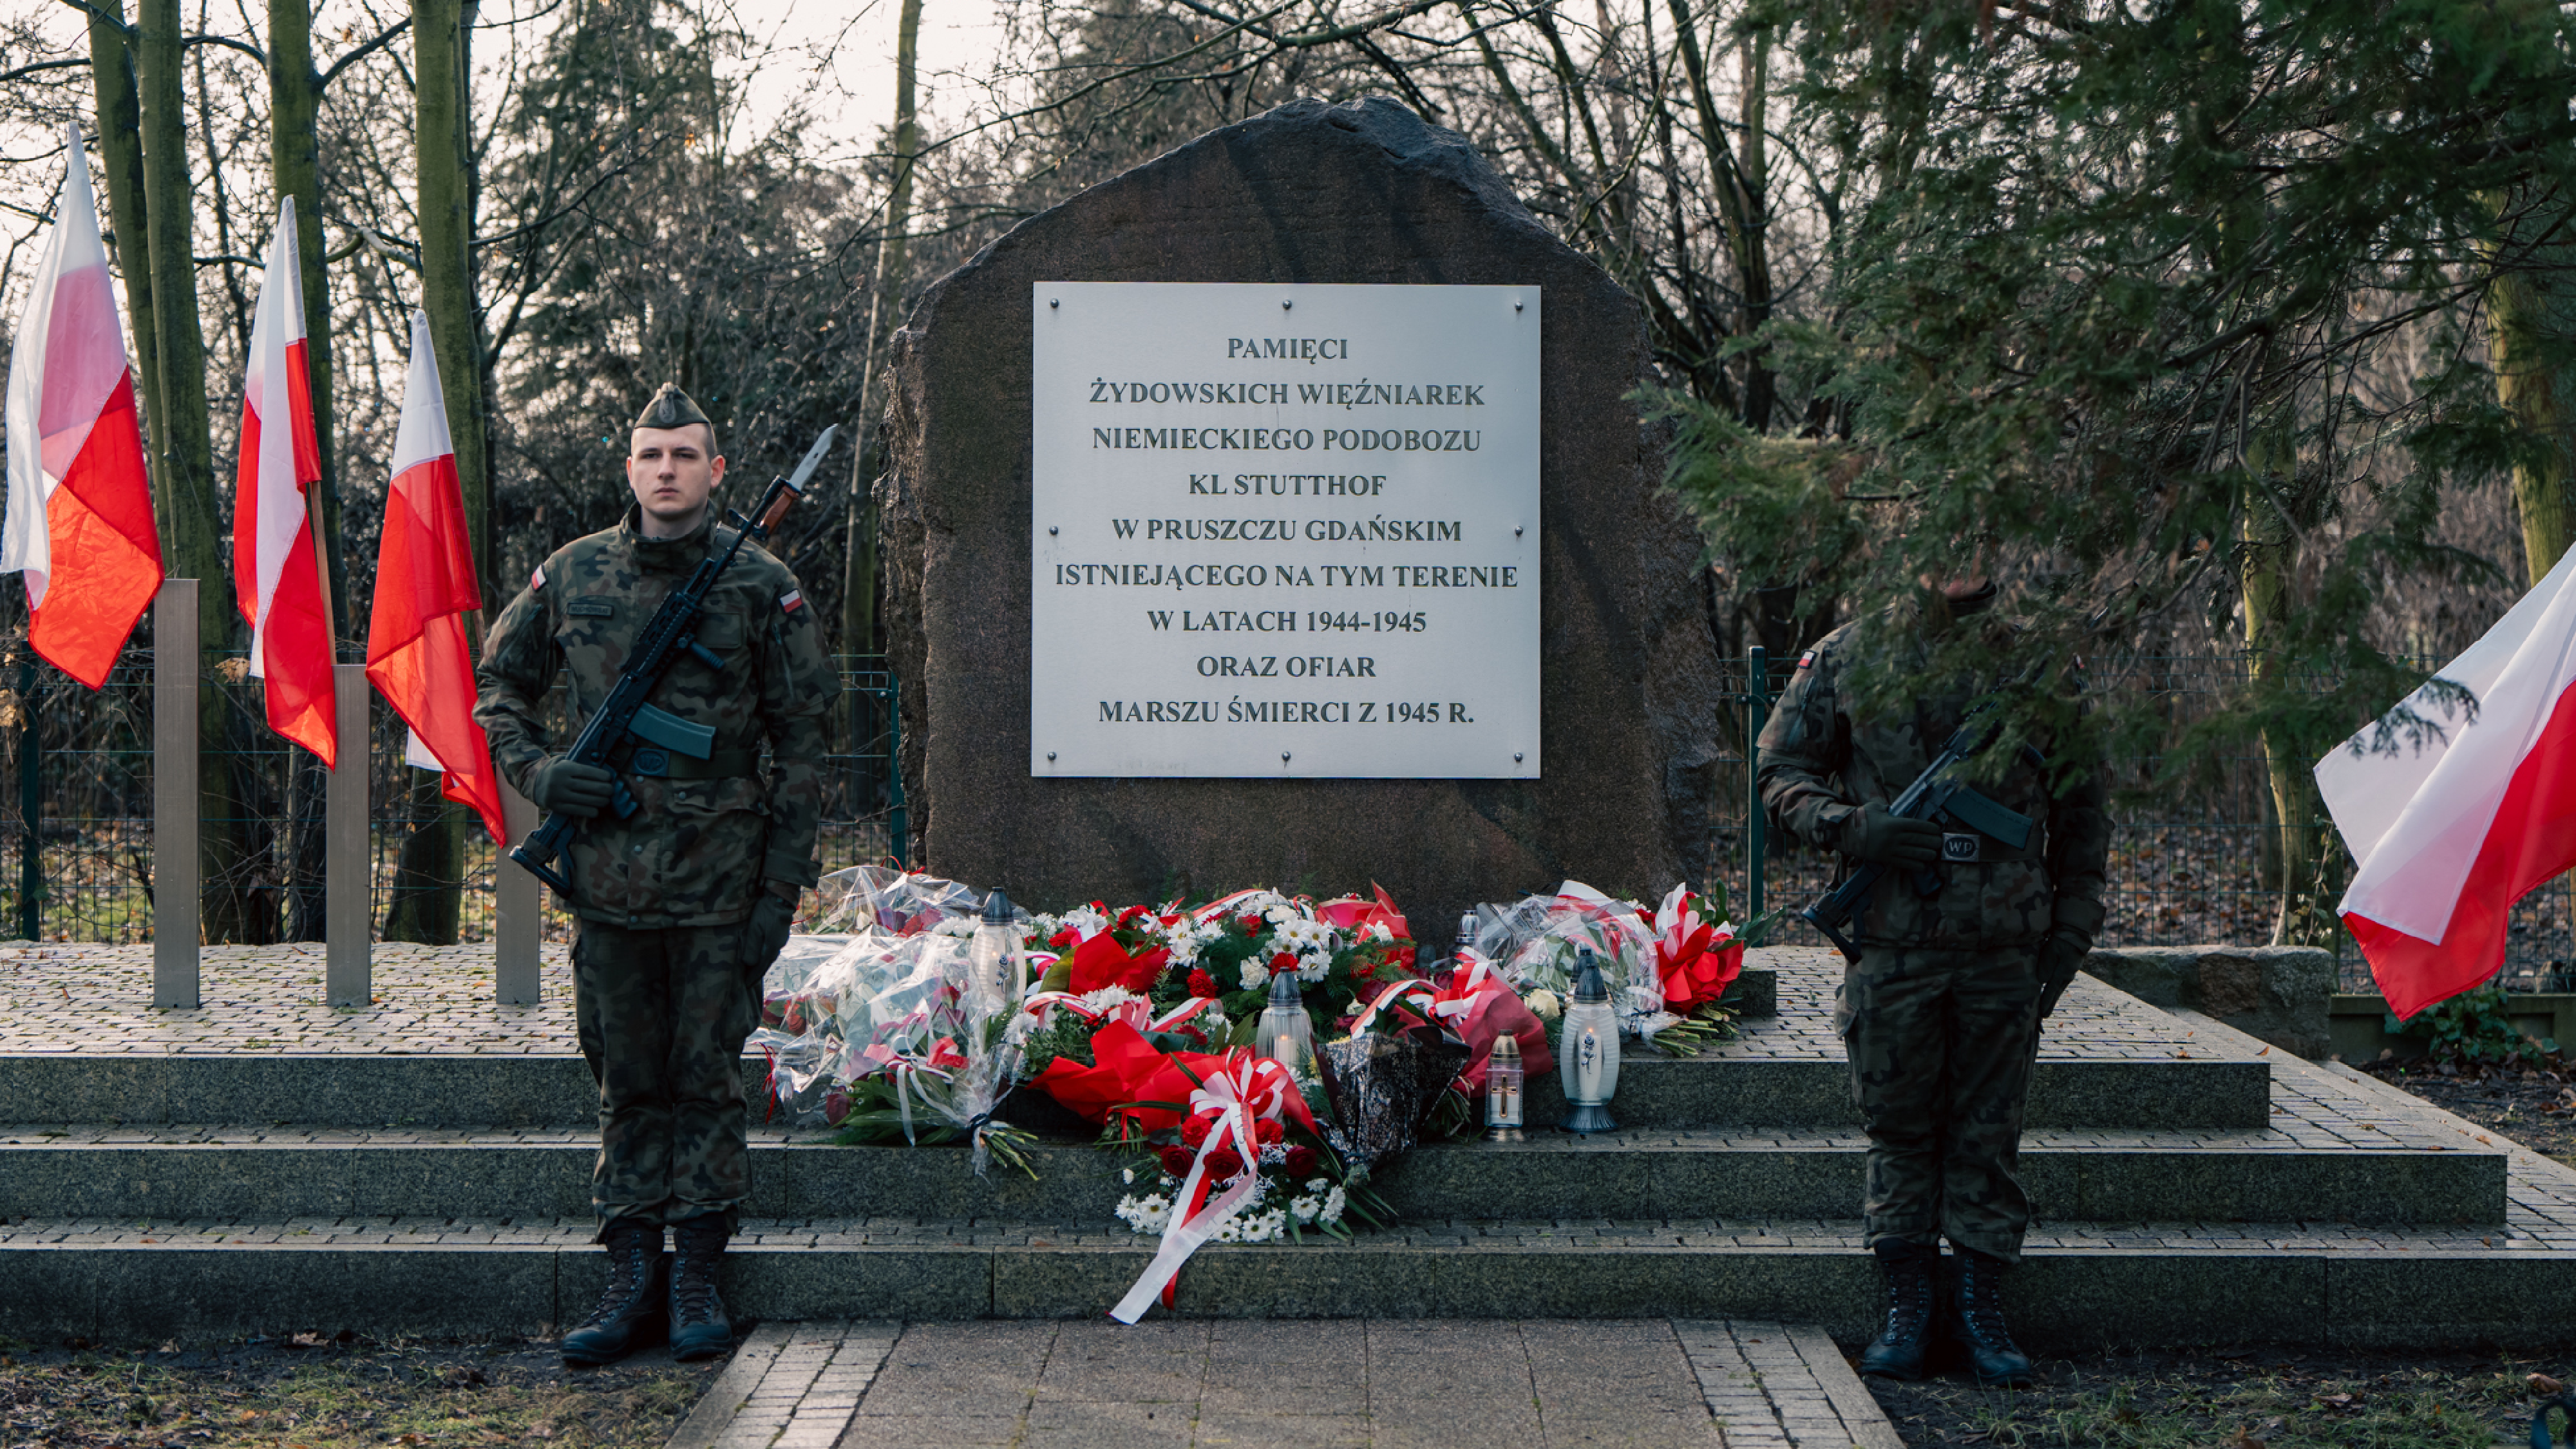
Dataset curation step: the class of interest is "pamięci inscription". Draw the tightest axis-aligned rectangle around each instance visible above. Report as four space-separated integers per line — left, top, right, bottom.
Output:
1031 281 1540 778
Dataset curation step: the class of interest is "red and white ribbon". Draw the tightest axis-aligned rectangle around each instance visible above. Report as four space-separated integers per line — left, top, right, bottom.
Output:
1108 1051 1296 1323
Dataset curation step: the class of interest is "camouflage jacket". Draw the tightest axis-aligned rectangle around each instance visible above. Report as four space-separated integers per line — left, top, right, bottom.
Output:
1755 620 2110 952
474 506 835 927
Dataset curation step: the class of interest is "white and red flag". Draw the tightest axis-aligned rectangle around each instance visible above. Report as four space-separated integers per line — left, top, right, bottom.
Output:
1 123 163 688
366 310 504 844
234 195 336 766
2317 545 2576 1018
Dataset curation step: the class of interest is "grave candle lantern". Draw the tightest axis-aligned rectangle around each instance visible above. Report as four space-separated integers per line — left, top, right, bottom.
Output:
1558 947 1620 1134
967 888 1021 1018
1484 1032 1526 1141
1256 967 1315 1079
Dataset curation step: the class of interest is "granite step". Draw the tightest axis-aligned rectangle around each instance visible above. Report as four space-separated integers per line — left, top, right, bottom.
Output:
0 1050 2507 1227
3 1203 2567 1350
3 1039 2559 1349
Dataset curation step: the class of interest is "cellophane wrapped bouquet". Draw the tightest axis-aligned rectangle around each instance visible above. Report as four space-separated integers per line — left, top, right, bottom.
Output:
1472 880 1746 1054
750 865 1036 1175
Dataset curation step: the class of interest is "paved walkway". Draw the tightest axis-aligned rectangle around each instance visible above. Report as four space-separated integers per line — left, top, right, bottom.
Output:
663 1319 1902 1449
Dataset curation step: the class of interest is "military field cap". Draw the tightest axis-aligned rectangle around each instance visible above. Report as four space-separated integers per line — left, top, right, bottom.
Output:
633 383 717 453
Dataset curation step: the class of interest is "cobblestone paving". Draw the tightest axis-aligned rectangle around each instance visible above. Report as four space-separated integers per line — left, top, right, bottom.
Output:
0 942 2237 1066
1715 949 2254 1063
0 942 578 1055
1674 1320 1903 1449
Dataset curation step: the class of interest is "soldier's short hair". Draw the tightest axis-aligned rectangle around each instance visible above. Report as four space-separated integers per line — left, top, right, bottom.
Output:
632 383 719 459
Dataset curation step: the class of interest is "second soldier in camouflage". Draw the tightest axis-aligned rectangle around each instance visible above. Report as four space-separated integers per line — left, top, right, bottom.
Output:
475 384 835 1366
1757 581 2108 1386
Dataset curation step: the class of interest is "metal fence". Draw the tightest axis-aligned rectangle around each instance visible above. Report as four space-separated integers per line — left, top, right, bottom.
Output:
1 639 2559 994
0 647 906 945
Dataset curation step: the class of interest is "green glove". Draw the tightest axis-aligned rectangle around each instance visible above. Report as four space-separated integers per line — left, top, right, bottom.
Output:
748 887 797 972
2036 927 2095 1018
526 756 616 817
1842 802 1943 869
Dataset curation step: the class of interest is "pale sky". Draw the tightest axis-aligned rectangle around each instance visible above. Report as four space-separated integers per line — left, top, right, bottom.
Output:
716 0 1005 161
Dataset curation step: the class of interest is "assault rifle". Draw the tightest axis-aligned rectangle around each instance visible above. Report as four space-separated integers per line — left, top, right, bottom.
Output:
1801 713 2042 962
508 425 837 897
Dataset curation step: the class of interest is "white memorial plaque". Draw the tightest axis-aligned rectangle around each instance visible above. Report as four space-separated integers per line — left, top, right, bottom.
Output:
1030 281 1540 778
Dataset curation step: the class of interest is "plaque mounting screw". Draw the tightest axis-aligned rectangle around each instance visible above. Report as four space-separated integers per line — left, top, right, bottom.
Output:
1282 299 1293 310
1515 299 1524 312
1049 298 1059 308
1281 752 1291 762
1048 526 1058 535
1514 753 1524 763
1047 752 1057 761
1515 525 1524 536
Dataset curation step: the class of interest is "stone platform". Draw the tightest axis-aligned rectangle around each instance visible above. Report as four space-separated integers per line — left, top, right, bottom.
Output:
2 942 2568 1347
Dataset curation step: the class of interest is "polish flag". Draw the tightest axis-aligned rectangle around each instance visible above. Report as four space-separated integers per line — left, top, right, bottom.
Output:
2317 545 2576 1018
366 310 504 844
1 124 163 688
234 196 336 767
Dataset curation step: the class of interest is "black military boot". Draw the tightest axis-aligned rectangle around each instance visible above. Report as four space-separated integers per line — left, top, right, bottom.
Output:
668 1215 735 1361
560 1221 667 1367
1949 1247 2035 1386
1859 1238 1937 1379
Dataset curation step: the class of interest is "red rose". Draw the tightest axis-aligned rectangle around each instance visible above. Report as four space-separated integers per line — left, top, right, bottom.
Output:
1283 1145 1318 1177
1239 914 1264 934
1256 1119 1283 1146
822 1089 851 1125
1180 1115 1213 1148
1203 1147 1245 1181
1354 961 1377 983
1271 951 1298 976
1188 969 1220 998
1158 1145 1195 1176
1049 928 1077 950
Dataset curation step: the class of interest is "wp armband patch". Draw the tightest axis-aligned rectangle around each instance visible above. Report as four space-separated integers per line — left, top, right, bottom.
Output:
779 589 804 614
532 564 546 591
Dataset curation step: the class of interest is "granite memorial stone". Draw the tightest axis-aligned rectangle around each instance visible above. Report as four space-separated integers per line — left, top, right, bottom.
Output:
878 95 1725 923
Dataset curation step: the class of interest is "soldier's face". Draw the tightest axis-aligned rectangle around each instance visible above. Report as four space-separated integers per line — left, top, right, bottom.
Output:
627 425 726 536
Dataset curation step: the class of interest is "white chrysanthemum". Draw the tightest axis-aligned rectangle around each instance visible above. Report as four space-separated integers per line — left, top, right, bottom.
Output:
1239 959 1271 992
1115 1193 1173 1235
1077 985 1143 1014
931 916 977 939
1291 1194 1322 1224
1059 904 1112 940
1296 955 1330 984
1264 903 1298 925
1367 922 1394 943
1320 1185 1347 1224
1121 1167 1135 1184
1526 989 1562 1020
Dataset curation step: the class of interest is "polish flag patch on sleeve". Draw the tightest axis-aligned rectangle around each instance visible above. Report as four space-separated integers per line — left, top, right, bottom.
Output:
1796 650 1817 670
779 589 804 613
531 564 547 591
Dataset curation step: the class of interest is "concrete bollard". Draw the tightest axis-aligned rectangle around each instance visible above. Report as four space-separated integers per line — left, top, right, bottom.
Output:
494 781 541 1005
151 580 199 1009
326 664 370 1006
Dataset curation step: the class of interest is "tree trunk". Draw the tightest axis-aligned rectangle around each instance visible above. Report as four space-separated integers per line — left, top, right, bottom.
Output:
408 0 482 938
269 0 338 942
84 8 160 464
137 0 260 943
415 0 491 597
2487 202 2576 583
841 0 922 658
382 777 462 944
2240 456 2330 947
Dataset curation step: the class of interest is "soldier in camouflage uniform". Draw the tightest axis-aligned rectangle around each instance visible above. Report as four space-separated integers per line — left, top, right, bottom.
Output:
476 384 834 1367
1757 581 2108 1385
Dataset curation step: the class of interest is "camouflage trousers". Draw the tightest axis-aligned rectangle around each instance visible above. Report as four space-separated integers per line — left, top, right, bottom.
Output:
1836 945 2043 1262
573 920 763 1240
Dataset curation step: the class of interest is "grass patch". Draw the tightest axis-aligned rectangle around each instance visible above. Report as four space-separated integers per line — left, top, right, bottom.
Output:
0 1332 718 1447
1866 1347 2554 1448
